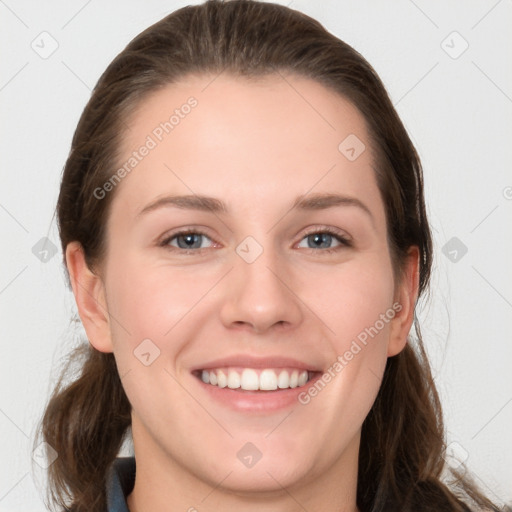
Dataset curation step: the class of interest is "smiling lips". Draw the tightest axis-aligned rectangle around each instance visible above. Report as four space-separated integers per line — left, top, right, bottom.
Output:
191 356 323 411
199 367 312 391
192 354 322 399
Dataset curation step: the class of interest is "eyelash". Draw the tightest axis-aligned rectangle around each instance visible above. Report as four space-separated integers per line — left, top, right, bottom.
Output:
159 227 352 255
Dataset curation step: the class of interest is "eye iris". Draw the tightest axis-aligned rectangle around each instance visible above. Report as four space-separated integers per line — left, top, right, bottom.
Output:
177 233 202 249
170 231 340 251
309 233 332 249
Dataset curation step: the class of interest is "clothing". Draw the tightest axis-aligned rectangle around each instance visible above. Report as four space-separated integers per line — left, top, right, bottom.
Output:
106 457 136 512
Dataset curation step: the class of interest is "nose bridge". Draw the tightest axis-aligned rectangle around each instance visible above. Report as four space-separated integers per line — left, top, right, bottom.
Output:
219 234 303 332
237 235 284 294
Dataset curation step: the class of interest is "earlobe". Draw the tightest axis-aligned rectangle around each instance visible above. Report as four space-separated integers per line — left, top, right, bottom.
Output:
65 241 113 353
387 246 420 357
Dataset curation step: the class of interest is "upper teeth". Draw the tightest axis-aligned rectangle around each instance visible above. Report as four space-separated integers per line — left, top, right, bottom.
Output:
200 368 310 391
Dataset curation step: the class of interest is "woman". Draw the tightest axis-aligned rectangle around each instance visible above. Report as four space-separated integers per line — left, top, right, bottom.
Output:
36 1 502 510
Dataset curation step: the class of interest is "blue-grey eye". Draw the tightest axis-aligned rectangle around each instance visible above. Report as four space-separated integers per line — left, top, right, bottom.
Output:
308 232 334 249
297 230 348 250
164 231 213 250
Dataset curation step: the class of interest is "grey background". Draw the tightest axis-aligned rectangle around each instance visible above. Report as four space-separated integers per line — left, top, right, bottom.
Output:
1 0 511 510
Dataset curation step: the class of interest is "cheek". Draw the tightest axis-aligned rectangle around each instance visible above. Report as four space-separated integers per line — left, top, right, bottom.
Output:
102 260 212 426
301 255 396 342
105 257 214 341
297 256 395 413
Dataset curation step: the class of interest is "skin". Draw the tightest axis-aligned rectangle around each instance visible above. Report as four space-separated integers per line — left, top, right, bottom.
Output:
66 73 419 512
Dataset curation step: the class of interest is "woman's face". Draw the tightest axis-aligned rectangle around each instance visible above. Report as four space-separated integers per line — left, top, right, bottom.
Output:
72 73 417 496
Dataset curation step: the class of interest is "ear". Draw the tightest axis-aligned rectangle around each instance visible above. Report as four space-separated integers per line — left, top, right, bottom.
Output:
387 246 420 357
65 241 113 353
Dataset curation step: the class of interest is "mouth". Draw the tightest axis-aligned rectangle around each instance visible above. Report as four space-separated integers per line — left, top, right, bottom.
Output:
189 355 324 412
192 367 320 392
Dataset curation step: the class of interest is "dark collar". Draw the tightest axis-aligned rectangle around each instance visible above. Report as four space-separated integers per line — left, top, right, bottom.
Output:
106 457 136 511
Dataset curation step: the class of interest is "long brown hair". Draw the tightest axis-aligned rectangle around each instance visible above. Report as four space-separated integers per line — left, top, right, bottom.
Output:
35 1 502 510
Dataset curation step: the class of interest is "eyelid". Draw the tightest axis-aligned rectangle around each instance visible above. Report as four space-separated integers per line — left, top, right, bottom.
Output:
158 225 354 255
295 226 353 254
158 226 216 249
300 225 352 244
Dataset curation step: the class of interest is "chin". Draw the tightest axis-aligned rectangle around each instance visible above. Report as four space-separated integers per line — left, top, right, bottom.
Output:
196 438 318 493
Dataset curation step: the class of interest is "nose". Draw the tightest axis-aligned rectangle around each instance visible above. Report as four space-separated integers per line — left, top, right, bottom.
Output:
219 241 304 334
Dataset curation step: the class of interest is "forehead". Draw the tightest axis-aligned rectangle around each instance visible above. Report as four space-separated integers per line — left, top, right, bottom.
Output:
109 72 384 227
122 72 370 155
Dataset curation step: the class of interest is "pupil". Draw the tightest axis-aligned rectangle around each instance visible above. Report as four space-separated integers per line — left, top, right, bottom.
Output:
310 233 331 248
175 233 333 250
178 233 201 249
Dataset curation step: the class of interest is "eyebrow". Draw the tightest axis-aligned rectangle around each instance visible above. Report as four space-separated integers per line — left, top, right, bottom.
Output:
136 192 374 224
